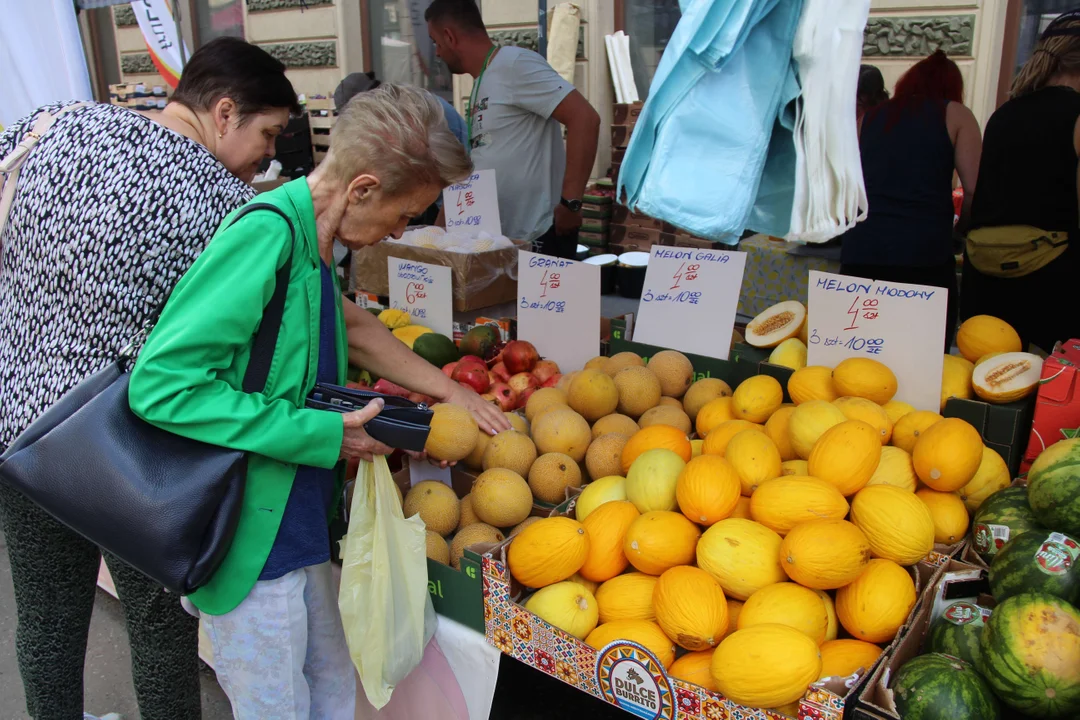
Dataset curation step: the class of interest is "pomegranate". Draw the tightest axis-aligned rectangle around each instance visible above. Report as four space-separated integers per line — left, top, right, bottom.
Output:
508 372 540 396
490 361 512 383
407 392 437 406
458 355 487 369
442 361 458 378
516 386 537 409
503 340 540 374
489 383 518 412
453 363 491 394
372 378 411 398
479 392 500 407
541 374 562 388
532 359 561 384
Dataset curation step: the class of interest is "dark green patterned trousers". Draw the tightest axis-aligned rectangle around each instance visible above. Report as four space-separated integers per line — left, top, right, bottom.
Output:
0 484 201 720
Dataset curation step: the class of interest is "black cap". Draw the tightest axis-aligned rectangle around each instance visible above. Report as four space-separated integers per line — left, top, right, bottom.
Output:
332 72 381 110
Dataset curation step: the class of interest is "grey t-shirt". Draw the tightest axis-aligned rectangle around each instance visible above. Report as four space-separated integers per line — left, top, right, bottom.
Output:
468 47 573 242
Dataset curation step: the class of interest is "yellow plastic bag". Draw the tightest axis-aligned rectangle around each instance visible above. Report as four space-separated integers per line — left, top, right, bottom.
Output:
339 456 435 709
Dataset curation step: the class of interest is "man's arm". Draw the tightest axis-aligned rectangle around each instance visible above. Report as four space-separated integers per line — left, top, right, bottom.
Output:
551 90 601 234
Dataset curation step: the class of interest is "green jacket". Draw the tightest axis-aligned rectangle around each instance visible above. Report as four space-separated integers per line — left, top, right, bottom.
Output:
129 177 346 615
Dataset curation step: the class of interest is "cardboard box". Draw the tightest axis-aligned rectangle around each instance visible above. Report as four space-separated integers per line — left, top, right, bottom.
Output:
579 231 608 248
612 205 678 233
670 235 716 250
944 396 1035 477
613 102 644 126
611 124 633 149
582 202 613 220
351 240 524 313
1022 339 1080 473
609 224 675 252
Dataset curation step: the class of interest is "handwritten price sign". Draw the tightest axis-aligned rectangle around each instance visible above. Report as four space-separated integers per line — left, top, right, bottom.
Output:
517 250 600 372
442 169 501 236
387 257 453 338
634 246 747 360
807 271 947 411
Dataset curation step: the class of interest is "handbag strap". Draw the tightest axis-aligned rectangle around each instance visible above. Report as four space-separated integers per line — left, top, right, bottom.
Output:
227 202 297 394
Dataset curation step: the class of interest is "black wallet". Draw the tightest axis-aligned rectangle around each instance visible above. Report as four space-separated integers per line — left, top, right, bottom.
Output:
306 383 433 452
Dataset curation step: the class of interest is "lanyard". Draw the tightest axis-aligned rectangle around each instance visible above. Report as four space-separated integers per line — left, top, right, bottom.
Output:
466 45 497 153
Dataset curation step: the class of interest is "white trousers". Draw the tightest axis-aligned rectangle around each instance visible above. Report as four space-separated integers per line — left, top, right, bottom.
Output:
202 562 356 720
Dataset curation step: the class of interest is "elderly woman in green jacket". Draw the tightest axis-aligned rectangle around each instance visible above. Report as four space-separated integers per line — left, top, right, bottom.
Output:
128 84 508 718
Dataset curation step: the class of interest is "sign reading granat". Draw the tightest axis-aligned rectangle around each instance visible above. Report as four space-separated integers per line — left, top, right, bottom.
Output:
596 642 674 720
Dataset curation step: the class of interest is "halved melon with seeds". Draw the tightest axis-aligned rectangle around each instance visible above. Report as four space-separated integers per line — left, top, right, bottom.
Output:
745 301 807 349
972 352 1042 403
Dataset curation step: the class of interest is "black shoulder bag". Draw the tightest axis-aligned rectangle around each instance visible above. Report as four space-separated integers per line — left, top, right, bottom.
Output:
0 202 295 595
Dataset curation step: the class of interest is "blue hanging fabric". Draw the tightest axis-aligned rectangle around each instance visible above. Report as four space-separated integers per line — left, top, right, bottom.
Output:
618 0 805 245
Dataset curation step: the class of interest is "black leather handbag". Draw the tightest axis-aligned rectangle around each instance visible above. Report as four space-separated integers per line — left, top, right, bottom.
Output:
0 203 295 595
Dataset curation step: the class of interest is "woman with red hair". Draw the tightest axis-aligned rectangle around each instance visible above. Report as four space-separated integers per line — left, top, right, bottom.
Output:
840 50 982 350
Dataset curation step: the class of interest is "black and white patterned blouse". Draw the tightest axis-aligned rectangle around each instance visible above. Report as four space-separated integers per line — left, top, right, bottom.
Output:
0 102 255 448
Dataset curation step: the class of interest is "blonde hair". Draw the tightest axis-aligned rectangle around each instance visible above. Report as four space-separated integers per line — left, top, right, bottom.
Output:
326 84 473 195
1012 13 1080 97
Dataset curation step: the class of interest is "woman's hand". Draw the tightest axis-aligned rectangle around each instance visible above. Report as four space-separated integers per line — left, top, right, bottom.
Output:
443 383 512 436
405 450 455 469
340 399 395 460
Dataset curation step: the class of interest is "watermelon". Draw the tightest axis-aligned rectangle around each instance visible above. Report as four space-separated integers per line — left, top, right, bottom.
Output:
1028 438 1080 536
891 653 1000 720
971 486 1044 563
927 600 991 668
989 530 1080 605
979 592 1080 718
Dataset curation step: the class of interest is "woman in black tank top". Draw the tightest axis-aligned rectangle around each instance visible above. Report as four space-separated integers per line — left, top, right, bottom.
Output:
961 11 1080 352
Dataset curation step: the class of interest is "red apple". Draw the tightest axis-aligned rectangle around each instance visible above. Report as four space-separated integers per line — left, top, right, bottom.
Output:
479 392 500 407
453 363 491 394
489 382 518 412
503 340 540 374
442 361 459 378
491 361 512 383
532 359 561 384
541 373 562 388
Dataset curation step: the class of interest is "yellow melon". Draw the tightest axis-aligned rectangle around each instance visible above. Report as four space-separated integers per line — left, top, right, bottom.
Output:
584 356 608 372
738 582 829 645
808 420 882 496
471 468 533 527
912 417 984 491
403 480 461 537
711 624 822 708
769 338 808 371
850 485 935 565
788 365 838 405
654 566 729 650
506 412 530 434
696 519 785 600
696 397 737 437
745 301 807 349
450 523 504 569
765 406 798 461
458 493 480 529
646 350 695 399
819 639 882 681
510 516 541 537
915 489 970 545
507 517 590 588
594 572 657 623
781 459 810 476
603 351 645 377
574 475 626 521
836 559 916 643
425 403 479 462
611 365 663 419
891 410 943 454
525 387 568 423
682 378 733 422
676 455 742 526
578 501 640 582
668 650 718 691
463 432 490 471
585 433 628 481
658 396 683 408
788 400 847 459
621 425 692 473
591 413 640 439
956 315 1023 362
566 572 599 595
482 430 538 478
817 590 838 642
779 519 872 590
638 405 693 435
690 439 704 458
833 396 892 445
525 581 599 639
568 369 620 422
626 448 686 513
972 352 1043 403
866 446 918 492
729 496 752 520
532 406 592 462
586 620 676 669
701 419 766 457
832 358 897 405
732 375 784 423
556 372 578 392
624 511 701 576
528 452 583 504
882 400 915 425
750 476 849 536
724 599 744 639
426 530 450 565
957 446 1011 513
941 354 975 410
726 430 783 496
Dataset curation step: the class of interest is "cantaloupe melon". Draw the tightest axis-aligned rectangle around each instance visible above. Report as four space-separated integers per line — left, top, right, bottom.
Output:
525 387 568 423
745 301 807 349
591 413 640 439
451 523 504 569
568 369 620 422
403 480 461 537
425 404 479 462
471 468 533 527
426 530 450 565
612 366 663 419
528 452 582 504
603 351 645 377
682 378 733 422
638 405 693 435
532 406 592 462
585 433 628 481
482 430 537 478
646 350 694 399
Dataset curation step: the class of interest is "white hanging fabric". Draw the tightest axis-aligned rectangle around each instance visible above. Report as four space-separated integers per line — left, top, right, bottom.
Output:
547 3 582 85
786 0 870 243
0 0 94 129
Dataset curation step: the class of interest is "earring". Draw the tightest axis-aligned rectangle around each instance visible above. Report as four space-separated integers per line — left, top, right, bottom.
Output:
218 132 224 139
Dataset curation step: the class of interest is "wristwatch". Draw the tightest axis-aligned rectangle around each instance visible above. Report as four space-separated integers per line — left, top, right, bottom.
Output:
560 197 583 213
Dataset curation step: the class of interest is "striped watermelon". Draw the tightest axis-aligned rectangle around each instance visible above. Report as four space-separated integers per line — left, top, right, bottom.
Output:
927 600 991 668
1028 438 1080 536
989 530 1080 605
892 653 1000 720
979 592 1080 718
971 486 1044 564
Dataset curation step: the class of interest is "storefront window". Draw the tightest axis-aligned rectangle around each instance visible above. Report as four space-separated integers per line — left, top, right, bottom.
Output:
193 0 244 47
366 0 454 102
1006 0 1074 88
622 0 681 99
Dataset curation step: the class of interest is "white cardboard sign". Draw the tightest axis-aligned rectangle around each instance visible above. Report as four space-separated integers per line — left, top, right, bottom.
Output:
516 250 601 374
633 246 748 360
806 270 947 411
387 257 453 338
442 169 501 236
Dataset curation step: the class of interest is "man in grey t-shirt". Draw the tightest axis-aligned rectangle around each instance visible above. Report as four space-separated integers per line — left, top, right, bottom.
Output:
426 0 600 258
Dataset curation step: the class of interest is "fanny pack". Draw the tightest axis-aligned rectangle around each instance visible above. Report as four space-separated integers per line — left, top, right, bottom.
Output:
965 225 1068 278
